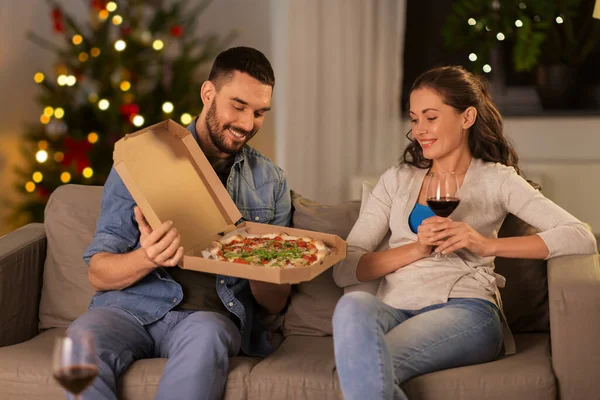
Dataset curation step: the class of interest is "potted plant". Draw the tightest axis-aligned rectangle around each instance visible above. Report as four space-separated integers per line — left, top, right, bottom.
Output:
442 0 600 109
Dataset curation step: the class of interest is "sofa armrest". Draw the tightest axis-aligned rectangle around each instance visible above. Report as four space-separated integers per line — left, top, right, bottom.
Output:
548 253 600 400
0 223 46 347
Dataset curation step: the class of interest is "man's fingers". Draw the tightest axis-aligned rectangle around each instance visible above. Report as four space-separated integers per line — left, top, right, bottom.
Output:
144 221 174 247
154 235 182 265
163 246 185 267
145 227 177 258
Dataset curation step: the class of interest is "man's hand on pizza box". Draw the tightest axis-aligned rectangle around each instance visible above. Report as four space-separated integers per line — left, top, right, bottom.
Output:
134 206 184 268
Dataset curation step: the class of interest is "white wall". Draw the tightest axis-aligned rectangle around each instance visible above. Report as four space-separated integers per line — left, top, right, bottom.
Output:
0 0 274 235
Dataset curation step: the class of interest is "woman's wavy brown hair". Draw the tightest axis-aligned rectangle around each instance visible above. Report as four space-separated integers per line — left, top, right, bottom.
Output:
402 66 520 174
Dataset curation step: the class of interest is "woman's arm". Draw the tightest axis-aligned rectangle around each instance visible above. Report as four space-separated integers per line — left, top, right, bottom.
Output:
333 168 400 287
355 242 429 281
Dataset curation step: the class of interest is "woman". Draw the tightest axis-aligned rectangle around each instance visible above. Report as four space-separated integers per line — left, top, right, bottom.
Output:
331 66 597 400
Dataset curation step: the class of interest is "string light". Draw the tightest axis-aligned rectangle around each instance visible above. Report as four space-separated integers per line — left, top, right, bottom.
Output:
57 75 68 86
132 115 145 127
98 99 110 110
120 81 131 91
162 102 174 113
33 172 43 183
88 93 98 103
25 182 36 193
72 35 83 45
180 113 192 125
468 18 476 26
79 52 89 62
60 172 71 183
106 1 117 12
114 40 126 52
112 15 123 25
66 75 77 86
38 141 49 150
83 167 94 179
43 107 54 117
556 16 564 24
496 32 505 41
87 132 99 144
485 26 491 31
54 107 65 119
483 64 492 73
34 73 45 83
36 150 48 163
469 53 478 62
54 152 65 162
152 40 164 51
40 115 50 124
91 47 101 57
99 10 109 20
515 19 523 27
519 2 526 9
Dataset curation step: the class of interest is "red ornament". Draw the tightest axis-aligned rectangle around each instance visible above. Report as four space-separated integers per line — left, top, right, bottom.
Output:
51 7 64 33
119 103 139 118
170 25 183 37
61 137 92 173
91 0 107 12
37 185 50 199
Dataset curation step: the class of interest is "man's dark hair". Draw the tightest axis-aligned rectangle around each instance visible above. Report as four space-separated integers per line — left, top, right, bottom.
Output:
208 46 275 89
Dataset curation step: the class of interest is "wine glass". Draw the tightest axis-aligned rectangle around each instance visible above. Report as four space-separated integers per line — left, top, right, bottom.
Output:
426 172 461 259
52 331 98 399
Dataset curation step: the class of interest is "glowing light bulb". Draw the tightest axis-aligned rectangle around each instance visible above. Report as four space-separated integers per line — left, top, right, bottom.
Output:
106 2 117 12
98 99 110 110
515 19 523 27
120 81 131 91
54 152 65 162
34 73 45 83
180 113 192 125
556 16 564 24
43 107 54 117
72 35 83 45
38 140 49 150
36 150 48 163
60 172 71 183
112 15 122 25
469 53 477 62
153 40 164 51
132 115 145 127
115 40 126 52
79 52 89 62
87 132 99 144
25 182 36 192
468 18 476 26
99 10 109 20
91 47 101 57
483 64 492 73
496 32 505 41
54 107 65 119
83 167 94 178
40 115 50 124
162 102 174 113
57 75 68 86
33 172 43 183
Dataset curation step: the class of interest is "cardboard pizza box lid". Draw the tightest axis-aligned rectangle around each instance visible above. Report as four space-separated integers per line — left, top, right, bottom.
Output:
112 119 243 253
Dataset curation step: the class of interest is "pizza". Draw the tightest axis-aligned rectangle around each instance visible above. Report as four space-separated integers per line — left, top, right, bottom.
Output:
207 233 328 268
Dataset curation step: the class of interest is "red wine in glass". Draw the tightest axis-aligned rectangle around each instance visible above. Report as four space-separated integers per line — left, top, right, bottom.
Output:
52 332 98 399
426 172 460 258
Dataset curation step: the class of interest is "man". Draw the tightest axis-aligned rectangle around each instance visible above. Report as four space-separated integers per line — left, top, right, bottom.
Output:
69 47 292 400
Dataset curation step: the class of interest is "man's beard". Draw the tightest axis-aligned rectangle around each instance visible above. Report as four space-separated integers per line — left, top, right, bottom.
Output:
205 101 255 155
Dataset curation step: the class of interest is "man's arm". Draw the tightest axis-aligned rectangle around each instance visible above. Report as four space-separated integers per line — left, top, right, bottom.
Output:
89 208 184 291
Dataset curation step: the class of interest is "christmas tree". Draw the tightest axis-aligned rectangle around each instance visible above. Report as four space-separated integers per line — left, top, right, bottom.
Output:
9 0 233 226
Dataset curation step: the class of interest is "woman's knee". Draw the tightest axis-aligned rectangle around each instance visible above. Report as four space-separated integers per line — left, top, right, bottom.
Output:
333 291 380 328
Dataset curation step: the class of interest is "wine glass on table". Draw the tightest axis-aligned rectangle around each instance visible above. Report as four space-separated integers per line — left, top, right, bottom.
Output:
426 171 461 259
52 331 98 399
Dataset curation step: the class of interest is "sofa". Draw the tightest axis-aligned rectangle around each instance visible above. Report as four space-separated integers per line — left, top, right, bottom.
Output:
1 184 599 400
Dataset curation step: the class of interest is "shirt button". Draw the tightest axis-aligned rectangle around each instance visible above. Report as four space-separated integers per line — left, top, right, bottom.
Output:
220 280 225 284
228 302 234 307
173 298 178 303
255 216 260 221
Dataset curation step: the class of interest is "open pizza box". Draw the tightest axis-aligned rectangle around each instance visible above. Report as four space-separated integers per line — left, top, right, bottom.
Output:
112 119 347 284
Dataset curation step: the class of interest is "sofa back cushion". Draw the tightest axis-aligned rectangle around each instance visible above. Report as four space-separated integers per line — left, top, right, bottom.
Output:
38 185 102 329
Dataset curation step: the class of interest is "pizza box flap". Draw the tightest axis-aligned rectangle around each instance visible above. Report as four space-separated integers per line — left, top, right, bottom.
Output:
113 119 243 253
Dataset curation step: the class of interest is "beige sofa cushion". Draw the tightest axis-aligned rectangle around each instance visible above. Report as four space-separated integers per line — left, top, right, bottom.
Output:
38 185 103 329
248 334 555 400
0 328 260 400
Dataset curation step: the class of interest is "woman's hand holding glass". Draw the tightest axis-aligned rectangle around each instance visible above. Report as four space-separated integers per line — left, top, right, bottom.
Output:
421 218 493 257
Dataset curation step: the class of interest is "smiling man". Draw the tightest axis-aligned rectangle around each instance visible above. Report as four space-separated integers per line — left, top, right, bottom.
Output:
68 47 292 400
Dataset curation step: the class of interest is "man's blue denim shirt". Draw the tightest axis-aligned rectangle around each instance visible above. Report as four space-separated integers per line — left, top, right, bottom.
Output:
83 119 292 357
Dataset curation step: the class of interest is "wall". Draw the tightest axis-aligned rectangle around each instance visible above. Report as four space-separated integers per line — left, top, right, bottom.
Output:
0 0 274 236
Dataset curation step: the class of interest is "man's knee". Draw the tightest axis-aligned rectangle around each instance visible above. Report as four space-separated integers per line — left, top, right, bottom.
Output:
175 312 241 354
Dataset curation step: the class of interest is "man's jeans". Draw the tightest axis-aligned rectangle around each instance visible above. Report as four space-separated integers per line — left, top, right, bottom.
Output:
67 306 241 400
332 292 503 400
